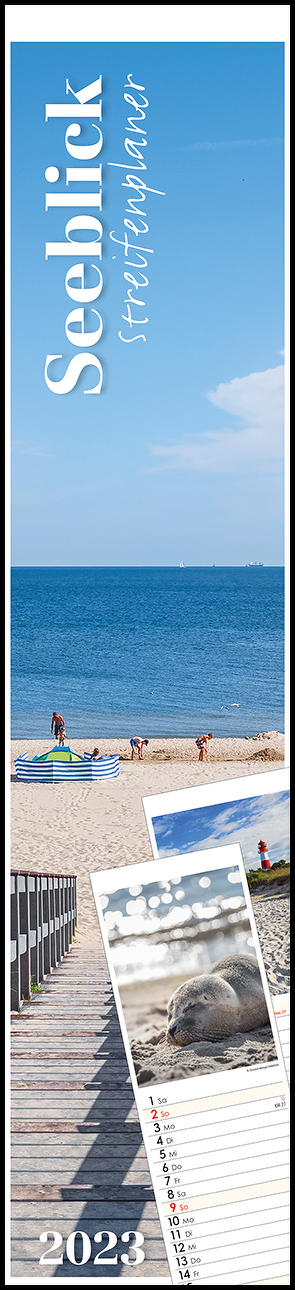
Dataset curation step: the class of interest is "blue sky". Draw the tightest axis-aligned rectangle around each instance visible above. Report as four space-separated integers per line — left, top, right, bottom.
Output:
11 41 284 566
152 790 290 868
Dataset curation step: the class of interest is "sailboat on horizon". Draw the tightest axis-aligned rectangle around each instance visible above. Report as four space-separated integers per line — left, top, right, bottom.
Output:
179 559 186 568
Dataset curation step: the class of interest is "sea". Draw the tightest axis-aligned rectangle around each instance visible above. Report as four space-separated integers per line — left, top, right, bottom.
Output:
11 566 284 740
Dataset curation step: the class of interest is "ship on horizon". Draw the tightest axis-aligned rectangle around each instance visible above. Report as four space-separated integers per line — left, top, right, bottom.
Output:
245 561 264 567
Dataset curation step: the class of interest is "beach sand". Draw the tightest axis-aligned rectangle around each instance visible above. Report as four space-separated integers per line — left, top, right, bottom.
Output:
251 887 290 995
118 976 277 1087
130 1026 277 1087
11 733 285 935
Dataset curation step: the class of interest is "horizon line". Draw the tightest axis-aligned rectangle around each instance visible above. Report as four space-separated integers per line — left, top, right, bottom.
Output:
11 563 284 570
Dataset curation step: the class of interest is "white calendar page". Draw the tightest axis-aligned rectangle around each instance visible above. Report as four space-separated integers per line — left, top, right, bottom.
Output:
91 844 289 1286
142 769 290 1085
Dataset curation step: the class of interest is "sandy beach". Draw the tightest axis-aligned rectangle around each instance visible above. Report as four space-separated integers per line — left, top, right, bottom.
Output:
251 887 290 995
11 733 284 933
131 1025 277 1087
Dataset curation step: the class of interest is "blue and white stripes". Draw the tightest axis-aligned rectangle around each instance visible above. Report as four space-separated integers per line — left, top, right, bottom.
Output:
14 751 120 782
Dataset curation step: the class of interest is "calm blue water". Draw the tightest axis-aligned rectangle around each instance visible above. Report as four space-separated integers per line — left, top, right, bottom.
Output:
11 567 284 739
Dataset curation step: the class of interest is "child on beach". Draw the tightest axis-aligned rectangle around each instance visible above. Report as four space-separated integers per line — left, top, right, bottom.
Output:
195 733 213 761
58 727 66 746
130 738 149 761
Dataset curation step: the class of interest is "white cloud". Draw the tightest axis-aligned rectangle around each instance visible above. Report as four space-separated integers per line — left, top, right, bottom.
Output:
204 795 290 867
151 365 284 475
208 364 283 429
181 137 283 153
12 440 52 458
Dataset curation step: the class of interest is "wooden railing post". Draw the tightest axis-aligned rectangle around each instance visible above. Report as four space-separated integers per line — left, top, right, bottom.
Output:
10 871 77 1012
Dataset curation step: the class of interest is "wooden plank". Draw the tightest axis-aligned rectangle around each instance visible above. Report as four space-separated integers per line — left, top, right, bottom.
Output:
11 1213 165 1230
12 1081 132 1090
10 1260 170 1280
11 1120 140 1132
12 1185 155 1201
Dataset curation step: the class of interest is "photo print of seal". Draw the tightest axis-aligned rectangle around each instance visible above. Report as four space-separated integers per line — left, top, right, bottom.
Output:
166 953 269 1047
91 846 279 1089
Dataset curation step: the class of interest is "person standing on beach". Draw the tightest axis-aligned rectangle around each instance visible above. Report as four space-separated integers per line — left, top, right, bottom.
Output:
195 733 213 761
130 738 149 761
51 711 65 740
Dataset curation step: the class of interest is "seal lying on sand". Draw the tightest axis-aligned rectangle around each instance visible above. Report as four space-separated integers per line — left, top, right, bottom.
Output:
166 954 269 1047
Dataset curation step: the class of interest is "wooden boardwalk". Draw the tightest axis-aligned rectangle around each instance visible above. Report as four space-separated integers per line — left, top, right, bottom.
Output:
10 933 170 1279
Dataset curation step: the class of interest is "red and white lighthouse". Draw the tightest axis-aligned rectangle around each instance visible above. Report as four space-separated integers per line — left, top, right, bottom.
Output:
258 839 270 870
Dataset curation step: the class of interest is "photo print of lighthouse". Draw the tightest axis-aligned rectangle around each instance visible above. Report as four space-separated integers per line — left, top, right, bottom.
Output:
143 769 290 1031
